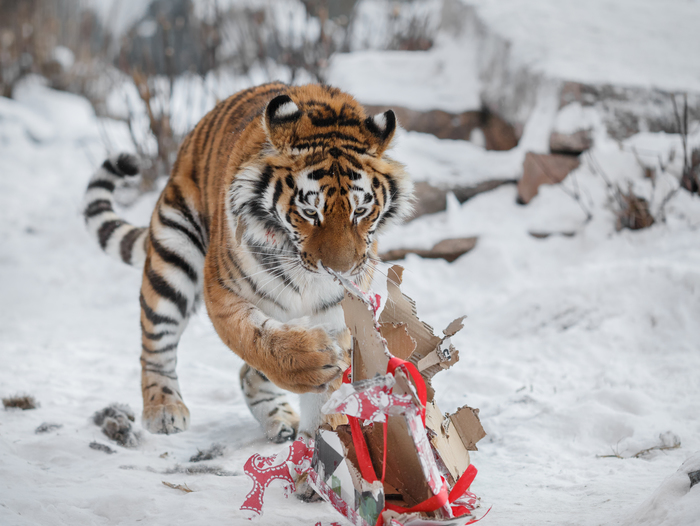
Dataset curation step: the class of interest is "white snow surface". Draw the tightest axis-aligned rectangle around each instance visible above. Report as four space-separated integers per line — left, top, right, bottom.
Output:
467 0 700 93
326 43 481 113
2 81 700 526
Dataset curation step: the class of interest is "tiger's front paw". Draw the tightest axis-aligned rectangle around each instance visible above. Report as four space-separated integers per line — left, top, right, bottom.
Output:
142 399 190 434
295 473 323 502
265 415 299 443
264 326 346 394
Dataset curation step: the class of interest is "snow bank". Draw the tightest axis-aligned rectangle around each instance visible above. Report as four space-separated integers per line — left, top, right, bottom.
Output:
621 453 700 526
467 0 700 94
326 42 481 113
326 0 482 112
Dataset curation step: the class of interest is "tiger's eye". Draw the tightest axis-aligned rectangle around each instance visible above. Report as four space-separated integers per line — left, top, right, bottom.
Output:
304 209 317 217
355 207 367 216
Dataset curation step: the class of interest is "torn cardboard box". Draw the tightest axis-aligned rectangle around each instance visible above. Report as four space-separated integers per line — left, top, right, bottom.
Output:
240 265 487 525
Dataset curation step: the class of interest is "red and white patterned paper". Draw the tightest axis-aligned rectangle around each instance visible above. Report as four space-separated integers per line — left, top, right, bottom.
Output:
240 437 314 518
322 374 414 424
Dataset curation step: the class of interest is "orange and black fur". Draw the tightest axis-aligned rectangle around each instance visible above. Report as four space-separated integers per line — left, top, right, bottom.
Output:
83 83 413 442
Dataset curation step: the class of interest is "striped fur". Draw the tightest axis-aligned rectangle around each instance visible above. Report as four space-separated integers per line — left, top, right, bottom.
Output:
240 364 299 443
84 154 148 267
84 83 413 439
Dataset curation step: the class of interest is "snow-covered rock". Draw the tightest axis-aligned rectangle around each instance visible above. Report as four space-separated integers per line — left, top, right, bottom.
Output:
620 452 700 526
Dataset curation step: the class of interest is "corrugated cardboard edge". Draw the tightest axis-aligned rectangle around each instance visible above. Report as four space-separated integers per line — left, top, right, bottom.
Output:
425 401 470 483
449 406 486 452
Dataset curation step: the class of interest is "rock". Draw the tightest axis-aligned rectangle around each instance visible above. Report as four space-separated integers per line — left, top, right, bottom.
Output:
528 231 575 239
517 152 580 204
549 100 596 154
481 108 520 151
90 441 116 454
35 422 63 434
559 81 700 141
549 130 593 154
690 470 700 489
379 237 477 263
452 179 516 203
411 182 448 219
410 179 516 221
430 238 478 262
680 148 700 194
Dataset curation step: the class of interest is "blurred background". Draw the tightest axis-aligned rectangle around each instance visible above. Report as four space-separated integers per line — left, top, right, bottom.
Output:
2 0 697 218
0 0 445 186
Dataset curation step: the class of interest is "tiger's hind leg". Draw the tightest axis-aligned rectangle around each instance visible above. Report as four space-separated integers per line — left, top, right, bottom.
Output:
240 364 299 443
139 184 207 434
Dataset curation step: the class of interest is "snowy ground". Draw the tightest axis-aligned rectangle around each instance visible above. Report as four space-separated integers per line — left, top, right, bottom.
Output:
3 55 700 526
468 0 700 93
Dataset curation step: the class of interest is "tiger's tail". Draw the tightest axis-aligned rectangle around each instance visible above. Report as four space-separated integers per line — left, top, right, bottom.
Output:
83 153 148 268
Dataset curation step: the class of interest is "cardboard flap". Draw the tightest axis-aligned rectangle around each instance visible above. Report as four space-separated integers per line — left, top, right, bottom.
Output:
364 417 434 508
443 316 466 337
449 406 486 451
425 402 470 482
342 291 389 382
378 266 442 363
415 337 461 393
379 322 416 362
378 266 453 403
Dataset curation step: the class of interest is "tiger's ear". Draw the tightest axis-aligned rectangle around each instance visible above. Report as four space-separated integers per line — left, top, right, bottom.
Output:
364 109 397 155
263 94 302 151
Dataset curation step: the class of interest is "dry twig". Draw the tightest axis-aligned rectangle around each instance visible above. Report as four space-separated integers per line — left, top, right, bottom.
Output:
162 481 193 493
598 435 681 459
2 394 38 410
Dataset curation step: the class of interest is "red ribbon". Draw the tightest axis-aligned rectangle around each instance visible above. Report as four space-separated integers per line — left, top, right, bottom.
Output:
386 357 427 425
342 358 478 524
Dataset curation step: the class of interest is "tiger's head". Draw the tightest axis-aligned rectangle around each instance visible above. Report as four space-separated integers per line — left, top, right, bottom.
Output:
231 85 413 280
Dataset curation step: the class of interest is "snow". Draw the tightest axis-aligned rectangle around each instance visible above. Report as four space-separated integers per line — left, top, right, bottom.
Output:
388 80 560 189
621 453 700 526
553 102 601 135
326 43 481 113
3 12 700 525
86 0 150 38
467 0 700 93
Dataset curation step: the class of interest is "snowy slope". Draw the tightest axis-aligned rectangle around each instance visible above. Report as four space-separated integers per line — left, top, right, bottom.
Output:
467 0 700 93
2 79 700 526
326 43 481 113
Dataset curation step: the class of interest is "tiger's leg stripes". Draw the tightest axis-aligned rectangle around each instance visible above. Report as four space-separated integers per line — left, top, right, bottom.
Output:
139 186 207 434
83 153 148 267
239 364 300 443
298 326 351 437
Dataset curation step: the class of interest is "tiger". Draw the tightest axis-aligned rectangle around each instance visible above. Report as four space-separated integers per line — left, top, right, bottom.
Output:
83 82 413 445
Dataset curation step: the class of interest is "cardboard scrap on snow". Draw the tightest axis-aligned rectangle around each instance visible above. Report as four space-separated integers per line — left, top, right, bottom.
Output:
309 265 487 525
240 265 487 525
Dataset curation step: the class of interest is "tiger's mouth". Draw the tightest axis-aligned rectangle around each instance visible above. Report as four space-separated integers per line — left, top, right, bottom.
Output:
318 259 372 284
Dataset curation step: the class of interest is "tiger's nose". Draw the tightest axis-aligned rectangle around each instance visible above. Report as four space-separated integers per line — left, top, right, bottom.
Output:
319 243 355 273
